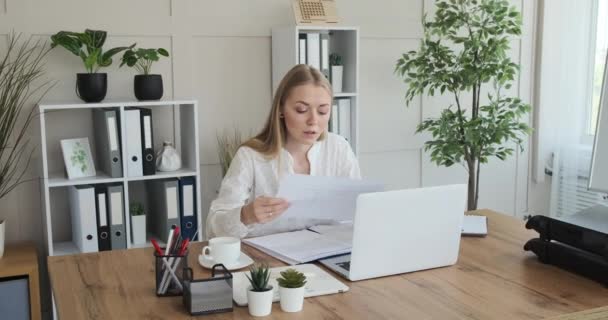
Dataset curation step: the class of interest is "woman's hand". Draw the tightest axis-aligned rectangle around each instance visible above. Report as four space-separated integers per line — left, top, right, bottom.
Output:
241 196 289 225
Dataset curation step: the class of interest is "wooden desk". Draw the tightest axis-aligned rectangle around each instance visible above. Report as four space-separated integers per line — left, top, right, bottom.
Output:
0 242 41 320
48 210 608 319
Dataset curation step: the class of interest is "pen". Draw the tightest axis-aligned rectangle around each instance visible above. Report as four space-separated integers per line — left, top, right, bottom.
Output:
151 239 163 256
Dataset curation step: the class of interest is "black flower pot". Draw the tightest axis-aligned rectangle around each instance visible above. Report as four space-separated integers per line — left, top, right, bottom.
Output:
76 73 107 103
134 74 163 100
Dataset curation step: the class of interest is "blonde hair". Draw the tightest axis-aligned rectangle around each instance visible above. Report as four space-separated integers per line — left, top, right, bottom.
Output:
242 64 332 158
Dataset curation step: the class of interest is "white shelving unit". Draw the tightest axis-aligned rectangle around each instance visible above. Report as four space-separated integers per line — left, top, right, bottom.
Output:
39 99 201 257
272 25 359 154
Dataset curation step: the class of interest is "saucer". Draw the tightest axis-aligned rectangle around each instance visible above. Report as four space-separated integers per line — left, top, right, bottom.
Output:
198 252 254 271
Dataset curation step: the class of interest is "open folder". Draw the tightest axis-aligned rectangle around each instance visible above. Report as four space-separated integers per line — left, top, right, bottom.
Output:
243 224 353 265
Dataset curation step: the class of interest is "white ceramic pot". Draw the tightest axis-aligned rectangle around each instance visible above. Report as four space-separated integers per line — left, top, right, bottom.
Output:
0 220 5 259
279 286 304 312
331 65 343 93
247 286 274 317
156 141 181 172
131 215 146 245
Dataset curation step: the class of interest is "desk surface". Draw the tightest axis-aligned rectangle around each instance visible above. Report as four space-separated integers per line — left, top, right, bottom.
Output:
0 242 41 320
48 210 608 320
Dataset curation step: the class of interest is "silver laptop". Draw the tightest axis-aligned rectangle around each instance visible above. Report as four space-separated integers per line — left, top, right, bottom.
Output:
319 184 467 281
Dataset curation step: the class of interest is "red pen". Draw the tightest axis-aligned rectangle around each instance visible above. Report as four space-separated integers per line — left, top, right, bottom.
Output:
178 238 190 256
151 239 163 256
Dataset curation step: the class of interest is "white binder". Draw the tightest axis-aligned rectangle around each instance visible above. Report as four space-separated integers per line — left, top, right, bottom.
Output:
307 33 321 70
125 108 143 177
338 99 351 141
330 102 339 133
68 185 98 253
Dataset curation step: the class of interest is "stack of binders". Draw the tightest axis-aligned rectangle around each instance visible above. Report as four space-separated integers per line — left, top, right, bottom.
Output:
147 177 198 242
298 32 330 78
525 205 608 285
328 98 351 142
69 184 126 252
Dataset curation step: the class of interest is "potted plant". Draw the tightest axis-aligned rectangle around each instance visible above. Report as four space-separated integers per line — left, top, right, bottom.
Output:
277 268 307 312
130 203 146 245
50 29 134 102
0 33 53 258
245 263 273 317
120 47 169 100
395 0 532 210
329 53 343 93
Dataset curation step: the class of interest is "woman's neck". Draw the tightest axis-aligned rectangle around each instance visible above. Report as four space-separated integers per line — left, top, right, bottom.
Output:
284 139 313 159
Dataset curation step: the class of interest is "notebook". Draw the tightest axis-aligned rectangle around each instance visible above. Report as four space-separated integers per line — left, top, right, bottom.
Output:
232 264 349 306
243 224 352 265
462 215 488 236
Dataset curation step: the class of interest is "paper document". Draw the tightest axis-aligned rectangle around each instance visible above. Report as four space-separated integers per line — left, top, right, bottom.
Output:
276 174 384 222
462 215 488 236
243 227 352 265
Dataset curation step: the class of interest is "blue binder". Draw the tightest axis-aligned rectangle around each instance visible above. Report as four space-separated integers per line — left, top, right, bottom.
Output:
179 176 198 241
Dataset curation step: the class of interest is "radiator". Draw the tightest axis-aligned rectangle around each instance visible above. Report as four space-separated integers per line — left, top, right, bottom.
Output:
549 147 608 217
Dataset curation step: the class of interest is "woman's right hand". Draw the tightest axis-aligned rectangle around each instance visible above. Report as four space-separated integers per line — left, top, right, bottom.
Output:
241 196 289 225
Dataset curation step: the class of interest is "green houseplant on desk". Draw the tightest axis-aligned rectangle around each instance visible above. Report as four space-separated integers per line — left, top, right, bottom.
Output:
278 268 307 312
246 263 273 317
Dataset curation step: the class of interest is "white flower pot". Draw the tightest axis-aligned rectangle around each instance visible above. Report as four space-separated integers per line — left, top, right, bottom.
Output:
0 220 4 259
247 286 274 317
279 286 305 312
331 65 343 93
131 215 146 245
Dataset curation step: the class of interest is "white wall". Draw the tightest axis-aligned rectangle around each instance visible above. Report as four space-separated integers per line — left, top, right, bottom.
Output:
0 0 536 317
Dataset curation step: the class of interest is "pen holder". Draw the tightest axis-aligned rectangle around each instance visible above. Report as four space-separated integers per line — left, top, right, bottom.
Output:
183 264 234 315
154 250 188 297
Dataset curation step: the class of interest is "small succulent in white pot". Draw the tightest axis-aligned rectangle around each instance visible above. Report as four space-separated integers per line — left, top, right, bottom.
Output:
245 263 273 317
277 268 307 312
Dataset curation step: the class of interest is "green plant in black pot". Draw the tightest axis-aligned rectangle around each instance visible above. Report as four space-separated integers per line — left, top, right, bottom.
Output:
120 47 169 101
50 29 134 102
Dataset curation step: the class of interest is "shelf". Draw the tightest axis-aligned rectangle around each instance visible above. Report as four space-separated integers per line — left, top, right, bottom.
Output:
39 98 197 111
52 241 80 256
334 92 358 98
125 169 198 182
48 172 123 188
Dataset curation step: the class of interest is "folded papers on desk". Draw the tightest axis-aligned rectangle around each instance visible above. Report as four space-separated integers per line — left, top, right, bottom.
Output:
243 224 353 265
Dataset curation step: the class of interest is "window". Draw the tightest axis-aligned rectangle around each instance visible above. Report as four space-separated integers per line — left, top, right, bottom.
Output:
588 0 608 136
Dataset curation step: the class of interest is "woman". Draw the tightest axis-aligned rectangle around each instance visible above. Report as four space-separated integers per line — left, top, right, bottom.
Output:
206 64 361 239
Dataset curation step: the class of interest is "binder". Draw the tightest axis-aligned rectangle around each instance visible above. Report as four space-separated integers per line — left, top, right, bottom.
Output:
330 102 339 134
107 184 126 250
306 33 321 70
93 109 122 177
320 33 330 78
338 99 351 141
125 108 143 177
68 185 98 253
139 108 156 176
95 186 112 251
299 33 307 64
179 177 198 241
149 179 181 242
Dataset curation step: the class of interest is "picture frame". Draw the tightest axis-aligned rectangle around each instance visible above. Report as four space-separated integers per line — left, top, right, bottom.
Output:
61 138 96 179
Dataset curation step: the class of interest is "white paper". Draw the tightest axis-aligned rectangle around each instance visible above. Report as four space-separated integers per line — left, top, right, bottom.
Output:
276 174 383 222
244 229 351 265
308 222 354 244
462 215 487 236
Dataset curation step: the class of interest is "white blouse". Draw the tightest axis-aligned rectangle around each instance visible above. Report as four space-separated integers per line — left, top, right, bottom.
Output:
206 133 361 239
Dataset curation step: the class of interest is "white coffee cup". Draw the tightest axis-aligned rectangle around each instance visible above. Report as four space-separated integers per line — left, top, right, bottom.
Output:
202 237 241 266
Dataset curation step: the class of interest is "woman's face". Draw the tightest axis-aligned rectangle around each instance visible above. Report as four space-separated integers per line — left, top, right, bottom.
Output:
282 83 331 146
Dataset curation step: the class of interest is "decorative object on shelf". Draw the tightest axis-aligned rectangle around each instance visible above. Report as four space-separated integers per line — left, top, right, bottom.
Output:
50 29 134 102
329 53 343 93
246 263 273 317
156 141 181 172
60 138 96 179
395 0 531 210
216 128 244 177
277 268 307 312
0 34 54 258
130 203 146 245
292 0 339 25
120 47 169 100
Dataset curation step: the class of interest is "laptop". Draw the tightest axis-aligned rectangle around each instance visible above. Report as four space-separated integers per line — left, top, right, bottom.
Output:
319 184 467 281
